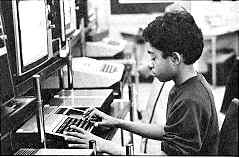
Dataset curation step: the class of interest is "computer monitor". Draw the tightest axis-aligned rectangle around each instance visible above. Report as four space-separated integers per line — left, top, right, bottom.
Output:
63 0 77 37
12 0 49 75
0 13 15 106
47 0 66 56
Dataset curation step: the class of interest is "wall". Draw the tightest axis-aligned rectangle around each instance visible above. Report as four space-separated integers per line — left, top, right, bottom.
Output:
191 1 239 72
108 1 239 73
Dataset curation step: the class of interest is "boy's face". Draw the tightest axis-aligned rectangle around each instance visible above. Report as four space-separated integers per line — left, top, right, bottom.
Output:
147 43 176 82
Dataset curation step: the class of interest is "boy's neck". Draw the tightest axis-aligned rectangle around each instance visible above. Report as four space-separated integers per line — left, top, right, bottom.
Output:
174 64 197 86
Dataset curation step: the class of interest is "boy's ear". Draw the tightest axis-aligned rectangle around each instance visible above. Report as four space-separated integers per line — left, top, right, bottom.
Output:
169 52 181 64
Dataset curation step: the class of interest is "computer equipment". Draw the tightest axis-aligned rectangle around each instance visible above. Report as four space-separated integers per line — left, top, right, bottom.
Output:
50 89 114 111
70 57 125 88
11 0 50 76
16 88 113 145
0 14 15 107
16 106 98 138
0 54 16 116
63 0 77 37
47 0 66 57
85 38 126 58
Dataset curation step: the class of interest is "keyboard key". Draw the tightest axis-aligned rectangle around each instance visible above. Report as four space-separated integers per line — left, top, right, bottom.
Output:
55 116 95 134
75 120 82 126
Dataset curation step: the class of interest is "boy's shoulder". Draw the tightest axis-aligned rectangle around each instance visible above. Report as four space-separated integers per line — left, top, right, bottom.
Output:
170 74 214 111
177 74 212 99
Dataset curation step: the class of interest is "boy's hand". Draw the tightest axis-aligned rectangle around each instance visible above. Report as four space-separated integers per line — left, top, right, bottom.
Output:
83 108 120 128
64 125 107 152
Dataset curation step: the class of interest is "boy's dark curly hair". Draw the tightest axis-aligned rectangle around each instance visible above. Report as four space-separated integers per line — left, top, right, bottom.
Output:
143 10 204 65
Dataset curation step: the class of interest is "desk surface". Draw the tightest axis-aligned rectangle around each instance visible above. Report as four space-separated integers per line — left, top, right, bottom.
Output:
1 96 36 135
16 89 114 135
14 89 130 154
35 149 93 155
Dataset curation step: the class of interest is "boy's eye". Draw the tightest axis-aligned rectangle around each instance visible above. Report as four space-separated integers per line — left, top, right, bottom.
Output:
151 57 156 61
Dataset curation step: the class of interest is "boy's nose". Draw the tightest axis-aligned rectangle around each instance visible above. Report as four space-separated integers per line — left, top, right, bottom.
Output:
148 62 153 70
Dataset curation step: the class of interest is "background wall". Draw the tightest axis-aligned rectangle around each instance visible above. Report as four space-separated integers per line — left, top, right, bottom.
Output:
108 1 239 74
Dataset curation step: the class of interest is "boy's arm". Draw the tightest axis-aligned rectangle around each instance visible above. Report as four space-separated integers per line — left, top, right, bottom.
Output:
84 108 165 140
117 119 165 140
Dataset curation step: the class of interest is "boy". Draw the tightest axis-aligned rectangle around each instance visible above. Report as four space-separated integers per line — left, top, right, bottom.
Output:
64 10 219 155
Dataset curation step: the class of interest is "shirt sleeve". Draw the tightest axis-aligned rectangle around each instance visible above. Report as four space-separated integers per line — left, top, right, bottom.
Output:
161 99 209 155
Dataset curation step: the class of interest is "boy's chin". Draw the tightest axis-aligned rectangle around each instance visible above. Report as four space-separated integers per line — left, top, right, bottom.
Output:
156 76 172 82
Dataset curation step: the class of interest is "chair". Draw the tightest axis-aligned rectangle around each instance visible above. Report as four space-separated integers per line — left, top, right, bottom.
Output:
218 98 238 156
220 59 239 114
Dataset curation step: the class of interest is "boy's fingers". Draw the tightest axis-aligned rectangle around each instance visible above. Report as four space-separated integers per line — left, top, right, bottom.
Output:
64 130 86 140
64 135 84 143
69 125 85 134
83 107 95 116
96 121 112 128
93 122 99 127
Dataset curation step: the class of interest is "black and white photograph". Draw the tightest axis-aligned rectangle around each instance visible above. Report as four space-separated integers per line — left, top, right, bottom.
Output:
0 0 238 156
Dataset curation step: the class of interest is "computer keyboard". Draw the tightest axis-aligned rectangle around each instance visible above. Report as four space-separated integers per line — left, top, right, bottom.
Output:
55 117 95 134
101 64 117 73
16 103 105 144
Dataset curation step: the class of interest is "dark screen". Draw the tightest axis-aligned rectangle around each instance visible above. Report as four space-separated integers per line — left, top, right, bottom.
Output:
0 10 14 106
0 54 15 106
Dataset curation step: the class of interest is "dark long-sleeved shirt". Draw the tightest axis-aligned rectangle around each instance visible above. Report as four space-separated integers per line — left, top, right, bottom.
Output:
161 74 219 155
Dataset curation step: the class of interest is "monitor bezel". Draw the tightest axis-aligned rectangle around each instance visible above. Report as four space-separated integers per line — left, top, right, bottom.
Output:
12 0 50 76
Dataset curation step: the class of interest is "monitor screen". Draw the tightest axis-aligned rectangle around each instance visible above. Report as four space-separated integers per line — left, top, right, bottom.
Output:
63 0 77 36
14 0 49 75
